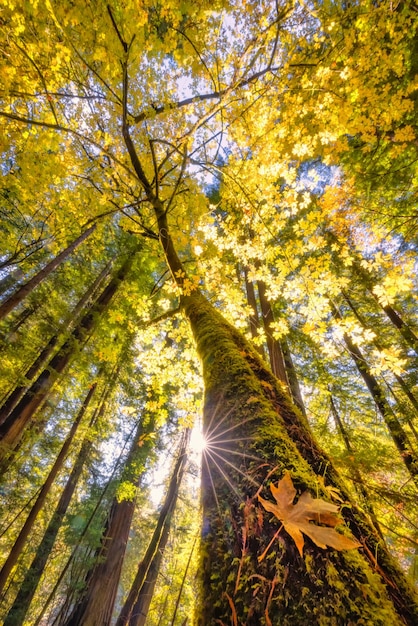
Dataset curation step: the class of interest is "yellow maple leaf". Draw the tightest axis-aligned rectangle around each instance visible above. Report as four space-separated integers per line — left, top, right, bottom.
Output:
258 472 360 558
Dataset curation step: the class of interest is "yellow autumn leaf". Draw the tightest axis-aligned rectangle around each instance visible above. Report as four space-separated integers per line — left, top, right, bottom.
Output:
258 472 361 558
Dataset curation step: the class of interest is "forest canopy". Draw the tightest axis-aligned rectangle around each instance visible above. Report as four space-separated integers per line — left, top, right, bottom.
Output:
0 1 418 624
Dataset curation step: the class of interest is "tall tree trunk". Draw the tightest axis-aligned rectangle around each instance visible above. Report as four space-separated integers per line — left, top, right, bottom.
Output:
0 253 133 457
243 266 265 358
63 411 157 626
280 336 308 420
257 280 288 385
329 394 384 539
0 225 96 321
0 384 96 596
343 290 418 427
1 371 120 626
0 260 112 427
123 123 418 624
183 290 418 625
331 304 418 485
116 430 190 626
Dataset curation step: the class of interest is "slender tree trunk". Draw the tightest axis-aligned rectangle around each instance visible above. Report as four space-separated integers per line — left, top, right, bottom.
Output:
0 384 96 596
1 378 111 626
329 394 384 539
0 260 112 426
0 253 133 457
343 290 418 425
63 411 156 626
123 123 418 624
0 225 96 321
243 267 265 358
280 336 308 420
116 430 190 626
331 304 418 485
257 280 288 385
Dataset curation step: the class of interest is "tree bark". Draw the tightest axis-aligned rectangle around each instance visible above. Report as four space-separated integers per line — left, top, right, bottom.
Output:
0 225 96 321
1 377 113 626
0 384 96 596
123 119 418 624
63 409 157 626
243 267 265 358
0 254 133 457
116 430 190 626
331 303 418 485
182 290 418 625
0 260 112 427
257 280 289 385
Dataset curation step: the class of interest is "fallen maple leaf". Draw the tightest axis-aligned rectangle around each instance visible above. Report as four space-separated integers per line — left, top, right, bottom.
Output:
258 472 361 558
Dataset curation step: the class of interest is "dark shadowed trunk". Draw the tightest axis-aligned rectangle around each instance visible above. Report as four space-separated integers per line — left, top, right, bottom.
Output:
331 304 418 485
0 261 112 427
0 225 96 321
0 371 121 626
0 384 96 596
0 253 134 458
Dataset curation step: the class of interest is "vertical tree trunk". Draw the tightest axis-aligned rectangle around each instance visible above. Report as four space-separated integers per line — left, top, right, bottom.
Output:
331 304 418 485
257 280 289 385
243 266 265 358
63 410 157 626
116 430 190 626
0 225 96 321
280 336 308 420
0 260 112 426
124 123 418 624
1 373 119 626
0 384 96 596
182 290 418 625
0 253 134 457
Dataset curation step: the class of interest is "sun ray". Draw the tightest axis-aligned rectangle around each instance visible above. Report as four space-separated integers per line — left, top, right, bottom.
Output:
206 443 265 467
202 451 221 514
204 449 242 498
206 448 259 487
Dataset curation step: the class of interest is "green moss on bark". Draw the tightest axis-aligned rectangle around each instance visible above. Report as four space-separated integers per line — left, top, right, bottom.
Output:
182 292 418 626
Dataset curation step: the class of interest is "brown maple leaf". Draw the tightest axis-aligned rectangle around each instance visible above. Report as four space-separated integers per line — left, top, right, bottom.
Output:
258 472 361 558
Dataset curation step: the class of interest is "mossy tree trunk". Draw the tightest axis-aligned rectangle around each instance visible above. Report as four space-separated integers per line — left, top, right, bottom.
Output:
63 409 157 626
120 112 418 625
181 291 418 625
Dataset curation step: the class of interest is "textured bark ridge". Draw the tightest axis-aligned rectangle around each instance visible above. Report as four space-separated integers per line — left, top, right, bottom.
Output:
182 291 418 626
